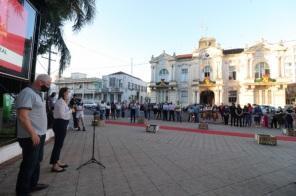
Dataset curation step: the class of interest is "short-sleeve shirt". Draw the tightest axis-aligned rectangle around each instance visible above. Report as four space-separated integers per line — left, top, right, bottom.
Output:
16 87 47 138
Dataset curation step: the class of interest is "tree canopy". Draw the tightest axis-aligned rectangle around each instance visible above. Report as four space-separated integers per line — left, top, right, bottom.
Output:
30 0 96 77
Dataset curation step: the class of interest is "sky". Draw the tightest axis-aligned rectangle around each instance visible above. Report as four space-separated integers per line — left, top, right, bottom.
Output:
36 0 296 82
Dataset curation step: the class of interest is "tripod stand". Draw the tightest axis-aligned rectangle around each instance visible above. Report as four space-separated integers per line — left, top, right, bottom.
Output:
77 112 106 170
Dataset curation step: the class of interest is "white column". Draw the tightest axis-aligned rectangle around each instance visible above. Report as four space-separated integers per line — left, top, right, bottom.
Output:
259 90 262 105
250 59 253 78
154 66 157 82
265 90 268 105
173 65 175 81
171 65 174 81
151 66 154 82
196 91 200 103
82 83 85 100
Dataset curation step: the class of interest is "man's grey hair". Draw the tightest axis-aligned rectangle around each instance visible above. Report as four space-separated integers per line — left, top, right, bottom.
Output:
35 74 52 82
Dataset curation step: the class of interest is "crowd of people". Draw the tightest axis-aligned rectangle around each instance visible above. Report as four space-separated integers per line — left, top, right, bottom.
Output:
94 101 296 130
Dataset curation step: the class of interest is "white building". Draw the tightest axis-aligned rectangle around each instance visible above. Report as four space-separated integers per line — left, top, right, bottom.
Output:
102 71 147 103
149 37 296 107
54 73 103 102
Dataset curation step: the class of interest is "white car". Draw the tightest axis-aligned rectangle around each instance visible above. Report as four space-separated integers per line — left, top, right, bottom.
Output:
83 101 97 109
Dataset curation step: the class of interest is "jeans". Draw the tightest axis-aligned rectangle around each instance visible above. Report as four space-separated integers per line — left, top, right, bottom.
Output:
50 119 69 164
176 111 182 122
16 135 46 195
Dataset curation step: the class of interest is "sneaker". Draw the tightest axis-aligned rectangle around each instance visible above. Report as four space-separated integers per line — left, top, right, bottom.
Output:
82 127 86 131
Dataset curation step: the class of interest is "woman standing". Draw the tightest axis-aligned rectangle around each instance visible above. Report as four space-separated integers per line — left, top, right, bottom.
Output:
50 87 72 172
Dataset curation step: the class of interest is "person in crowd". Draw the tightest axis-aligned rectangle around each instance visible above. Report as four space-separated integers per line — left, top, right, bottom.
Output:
223 105 230 125
219 103 225 122
157 103 162 120
235 104 243 127
99 101 106 120
142 102 148 119
187 106 194 122
153 103 158 119
271 109 278 128
116 102 121 118
175 101 182 122
246 103 253 127
262 109 269 128
147 102 152 120
129 101 136 123
75 98 86 131
16 74 51 196
69 94 78 130
110 102 116 119
169 102 175 121
253 105 262 127
105 102 111 120
212 105 219 122
230 103 237 126
193 104 200 123
121 102 126 118
50 87 72 172
285 109 293 129
46 92 56 129
276 107 285 128
135 102 141 118
162 102 168 121
242 105 248 127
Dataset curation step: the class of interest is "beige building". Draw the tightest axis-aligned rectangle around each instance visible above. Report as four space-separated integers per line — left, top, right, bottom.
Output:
149 37 296 107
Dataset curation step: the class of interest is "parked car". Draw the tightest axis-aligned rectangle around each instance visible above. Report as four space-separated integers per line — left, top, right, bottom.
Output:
259 105 276 113
83 101 97 109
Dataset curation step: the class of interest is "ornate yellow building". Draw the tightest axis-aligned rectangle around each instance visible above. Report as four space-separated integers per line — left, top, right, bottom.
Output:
149 37 296 107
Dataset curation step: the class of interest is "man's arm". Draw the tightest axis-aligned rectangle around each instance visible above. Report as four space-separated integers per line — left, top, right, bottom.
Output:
18 109 40 145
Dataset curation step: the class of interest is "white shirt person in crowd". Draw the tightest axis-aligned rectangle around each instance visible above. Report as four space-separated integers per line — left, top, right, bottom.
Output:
49 87 72 172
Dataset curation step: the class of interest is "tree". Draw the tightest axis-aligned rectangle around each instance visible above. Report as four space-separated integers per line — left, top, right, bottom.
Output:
30 0 96 77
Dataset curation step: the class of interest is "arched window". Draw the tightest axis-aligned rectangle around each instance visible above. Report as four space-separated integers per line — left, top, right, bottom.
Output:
255 62 270 79
204 65 211 77
159 69 169 81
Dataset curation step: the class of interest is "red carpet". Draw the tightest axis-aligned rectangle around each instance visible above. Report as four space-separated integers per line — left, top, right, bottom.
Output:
105 120 296 142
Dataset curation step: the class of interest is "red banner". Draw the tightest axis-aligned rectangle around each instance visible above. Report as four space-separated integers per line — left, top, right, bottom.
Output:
0 0 27 72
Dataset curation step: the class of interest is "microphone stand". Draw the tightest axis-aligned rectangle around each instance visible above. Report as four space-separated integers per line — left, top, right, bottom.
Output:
77 111 106 170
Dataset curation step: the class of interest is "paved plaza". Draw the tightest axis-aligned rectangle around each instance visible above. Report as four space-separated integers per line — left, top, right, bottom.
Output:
1 117 296 195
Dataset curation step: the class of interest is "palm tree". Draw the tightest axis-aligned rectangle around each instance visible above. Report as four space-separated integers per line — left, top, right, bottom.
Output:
30 0 96 77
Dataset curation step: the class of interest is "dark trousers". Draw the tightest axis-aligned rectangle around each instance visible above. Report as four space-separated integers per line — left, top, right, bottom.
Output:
50 119 69 164
194 113 199 123
176 111 182 122
169 111 175 121
231 115 236 126
72 112 78 128
236 117 242 127
224 115 229 125
130 109 136 123
16 135 46 195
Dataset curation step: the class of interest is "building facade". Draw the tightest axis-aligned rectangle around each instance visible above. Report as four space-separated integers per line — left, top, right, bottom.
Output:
102 72 147 103
149 37 296 107
55 72 148 104
54 73 103 102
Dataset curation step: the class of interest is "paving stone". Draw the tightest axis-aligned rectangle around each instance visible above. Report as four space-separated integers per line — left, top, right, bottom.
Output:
1 117 296 196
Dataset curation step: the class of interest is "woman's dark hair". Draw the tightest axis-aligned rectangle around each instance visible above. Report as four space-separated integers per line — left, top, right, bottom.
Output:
58 87 69 100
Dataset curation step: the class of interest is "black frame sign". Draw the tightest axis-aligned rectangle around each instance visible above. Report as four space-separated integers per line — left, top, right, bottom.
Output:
0 0 37 80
